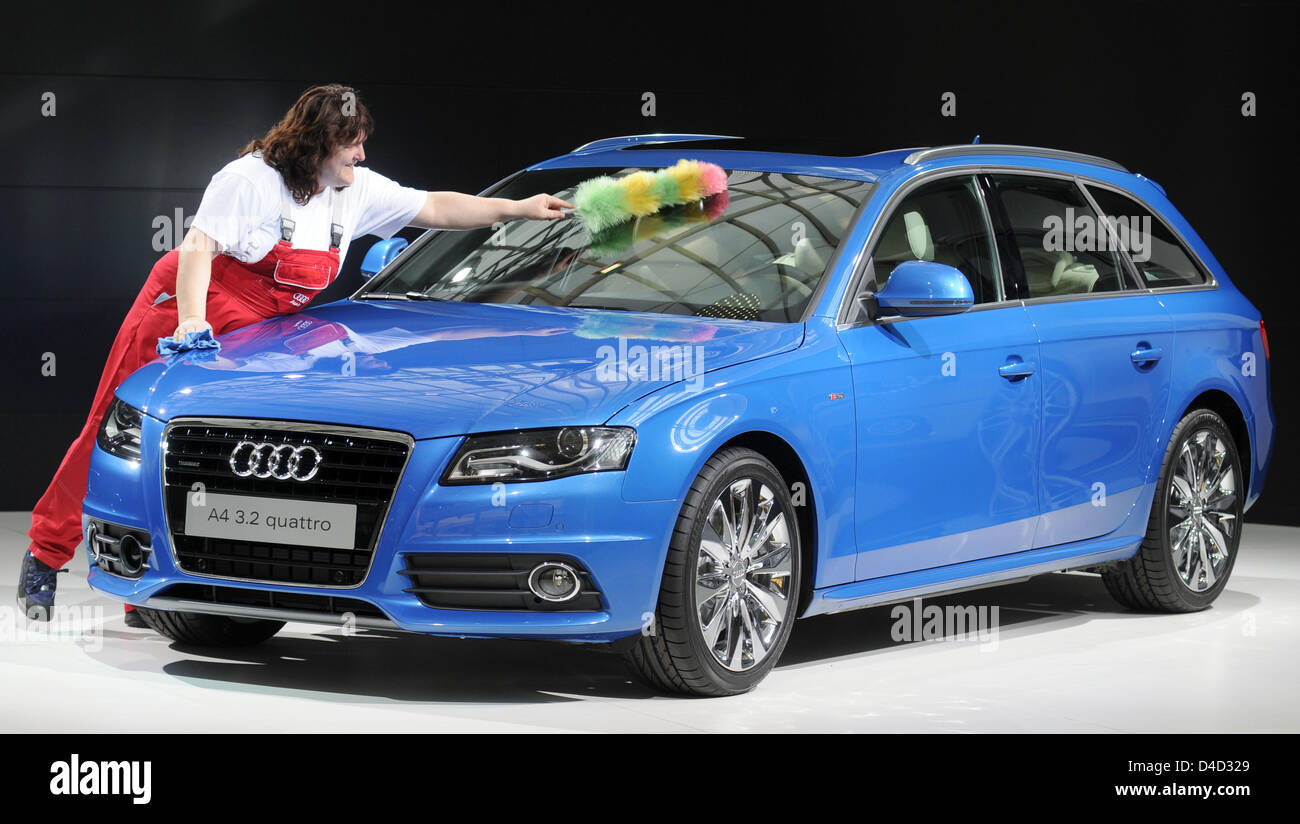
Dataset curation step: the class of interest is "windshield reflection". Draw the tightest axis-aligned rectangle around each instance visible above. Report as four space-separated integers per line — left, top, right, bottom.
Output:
362 167 876 323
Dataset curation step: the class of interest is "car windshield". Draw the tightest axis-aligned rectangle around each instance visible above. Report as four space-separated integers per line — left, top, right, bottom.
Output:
358 166 876 322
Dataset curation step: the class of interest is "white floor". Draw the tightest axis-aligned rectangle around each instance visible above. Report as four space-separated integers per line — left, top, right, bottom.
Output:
1 510 1296 733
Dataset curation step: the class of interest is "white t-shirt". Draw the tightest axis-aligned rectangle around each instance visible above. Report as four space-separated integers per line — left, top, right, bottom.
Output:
191 152 427 265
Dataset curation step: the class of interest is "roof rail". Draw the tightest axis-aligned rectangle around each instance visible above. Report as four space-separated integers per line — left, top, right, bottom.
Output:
903 144 1128 172
570 133 743 155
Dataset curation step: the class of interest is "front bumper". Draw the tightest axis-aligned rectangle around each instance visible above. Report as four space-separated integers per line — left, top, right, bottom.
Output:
84 414 679 643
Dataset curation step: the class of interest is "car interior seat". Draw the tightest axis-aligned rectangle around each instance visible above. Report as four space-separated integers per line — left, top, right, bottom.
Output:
1049 250 1100 293
903 211 934 262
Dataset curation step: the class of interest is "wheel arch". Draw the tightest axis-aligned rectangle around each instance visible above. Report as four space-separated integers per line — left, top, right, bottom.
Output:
1176 388 1252 497
711 430 819 616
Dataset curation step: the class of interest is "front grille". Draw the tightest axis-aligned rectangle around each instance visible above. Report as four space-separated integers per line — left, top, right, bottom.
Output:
155 583 388 620
162 419 411 587
399 553 604 611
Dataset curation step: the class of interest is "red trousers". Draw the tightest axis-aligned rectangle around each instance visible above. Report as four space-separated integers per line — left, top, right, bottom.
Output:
27 249 276 570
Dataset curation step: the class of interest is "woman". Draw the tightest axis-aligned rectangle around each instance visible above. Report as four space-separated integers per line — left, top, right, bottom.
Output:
17 83 573 623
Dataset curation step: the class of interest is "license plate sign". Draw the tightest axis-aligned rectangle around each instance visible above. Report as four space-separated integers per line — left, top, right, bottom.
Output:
183 492 357 549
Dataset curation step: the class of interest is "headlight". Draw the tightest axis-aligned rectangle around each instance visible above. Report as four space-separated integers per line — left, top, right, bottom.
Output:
441 426 636 485
97 397 143 461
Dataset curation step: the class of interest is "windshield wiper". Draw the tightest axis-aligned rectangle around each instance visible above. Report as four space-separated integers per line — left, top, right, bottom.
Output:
357 291 444 301
567 303 632 311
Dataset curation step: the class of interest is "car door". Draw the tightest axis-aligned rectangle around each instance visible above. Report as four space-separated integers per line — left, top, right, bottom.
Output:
984 172 1175 547
838 174 1043 581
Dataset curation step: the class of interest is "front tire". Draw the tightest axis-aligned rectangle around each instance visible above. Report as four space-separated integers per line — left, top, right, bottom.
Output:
626 447 800 696
1102 409 1243 612
136 606 284 646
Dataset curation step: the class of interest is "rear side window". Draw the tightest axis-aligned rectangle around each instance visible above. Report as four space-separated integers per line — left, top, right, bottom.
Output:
988 175 1127 299
1085 185 1209 287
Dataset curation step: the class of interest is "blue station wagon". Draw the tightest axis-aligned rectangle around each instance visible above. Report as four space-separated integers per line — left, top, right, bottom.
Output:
84 136 1274 695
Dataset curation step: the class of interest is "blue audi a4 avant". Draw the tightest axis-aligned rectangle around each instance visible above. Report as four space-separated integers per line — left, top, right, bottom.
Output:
85 136 1274 695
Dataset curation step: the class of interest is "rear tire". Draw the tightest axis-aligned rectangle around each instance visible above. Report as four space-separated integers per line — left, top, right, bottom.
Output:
625 447 800 696
136 606 284 646
1101 409 1243 612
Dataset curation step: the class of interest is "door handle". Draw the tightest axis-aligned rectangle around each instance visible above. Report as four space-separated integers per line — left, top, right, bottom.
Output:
1130 346 1164 365
998 359 1036 380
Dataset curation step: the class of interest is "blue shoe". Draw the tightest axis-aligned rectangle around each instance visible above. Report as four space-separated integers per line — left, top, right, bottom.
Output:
17 549 66 622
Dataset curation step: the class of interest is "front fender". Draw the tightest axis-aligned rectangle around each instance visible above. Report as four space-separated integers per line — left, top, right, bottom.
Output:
606 317 858 587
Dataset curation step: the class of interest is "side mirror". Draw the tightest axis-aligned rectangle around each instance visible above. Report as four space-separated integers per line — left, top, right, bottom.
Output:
874 260 974 317
360 238 410 279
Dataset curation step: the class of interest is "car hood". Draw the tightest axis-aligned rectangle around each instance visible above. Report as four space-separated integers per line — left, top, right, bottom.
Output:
118 299 804 439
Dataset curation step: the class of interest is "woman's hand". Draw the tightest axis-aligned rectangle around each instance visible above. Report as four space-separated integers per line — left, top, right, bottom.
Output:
514 193 575 220
172 315 212 341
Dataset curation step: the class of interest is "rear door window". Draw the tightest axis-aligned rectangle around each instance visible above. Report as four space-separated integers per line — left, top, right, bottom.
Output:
988 175 1128 299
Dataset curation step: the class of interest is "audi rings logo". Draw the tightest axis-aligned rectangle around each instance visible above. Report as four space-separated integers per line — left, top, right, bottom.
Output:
228 441 323 481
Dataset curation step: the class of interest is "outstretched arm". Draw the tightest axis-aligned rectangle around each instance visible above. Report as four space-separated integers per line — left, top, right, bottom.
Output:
173 226 221 339
409 191 574 230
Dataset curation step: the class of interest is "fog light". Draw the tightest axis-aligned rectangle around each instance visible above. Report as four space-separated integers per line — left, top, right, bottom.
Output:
528 562 581 603
86 524 102 565
119 534 145 575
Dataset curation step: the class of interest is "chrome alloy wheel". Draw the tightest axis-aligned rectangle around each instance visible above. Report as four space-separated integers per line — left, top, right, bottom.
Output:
1168 428 1238 593
695 477 794 672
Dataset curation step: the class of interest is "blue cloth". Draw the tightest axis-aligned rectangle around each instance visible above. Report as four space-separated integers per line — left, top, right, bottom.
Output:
157 328 221 356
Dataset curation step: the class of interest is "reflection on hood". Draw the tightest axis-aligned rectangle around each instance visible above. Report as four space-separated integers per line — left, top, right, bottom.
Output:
123 300 801 439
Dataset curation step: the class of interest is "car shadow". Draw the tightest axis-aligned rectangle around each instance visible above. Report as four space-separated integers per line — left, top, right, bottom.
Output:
98 572 1258 704
778 571 1262 666
155 631 654 704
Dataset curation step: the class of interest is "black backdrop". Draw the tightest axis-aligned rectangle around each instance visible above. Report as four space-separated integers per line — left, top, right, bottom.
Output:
2 1 1295 526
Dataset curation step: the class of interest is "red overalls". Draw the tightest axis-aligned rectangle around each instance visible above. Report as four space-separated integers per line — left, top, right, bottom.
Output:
27 185 347 571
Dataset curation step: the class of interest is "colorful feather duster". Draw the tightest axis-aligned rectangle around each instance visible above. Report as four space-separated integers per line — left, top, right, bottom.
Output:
586 191 730 257
573 159 729 235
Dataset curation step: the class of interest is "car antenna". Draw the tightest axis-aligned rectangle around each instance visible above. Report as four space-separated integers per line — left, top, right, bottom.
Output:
971 134 981 144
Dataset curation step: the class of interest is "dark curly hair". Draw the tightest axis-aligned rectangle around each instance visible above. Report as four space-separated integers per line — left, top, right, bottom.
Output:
240 84 375 205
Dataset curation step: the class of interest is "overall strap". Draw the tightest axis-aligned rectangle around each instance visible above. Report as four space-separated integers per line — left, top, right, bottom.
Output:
279 185 297 243
329 185 345 250
278 184 346 249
